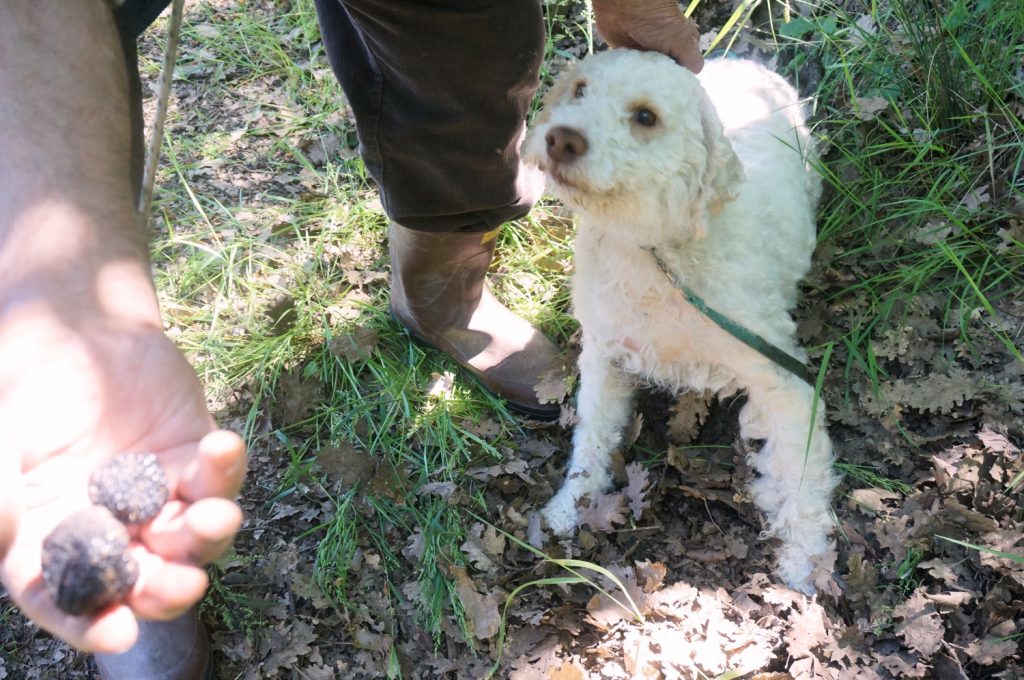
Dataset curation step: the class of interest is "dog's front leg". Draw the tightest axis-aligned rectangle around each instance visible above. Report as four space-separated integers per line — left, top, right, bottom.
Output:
739 368 839 593
542 344 634 535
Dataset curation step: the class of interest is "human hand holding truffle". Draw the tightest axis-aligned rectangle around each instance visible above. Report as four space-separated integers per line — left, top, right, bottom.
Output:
41 452 172 617
0 0 248 658
0 311 247 654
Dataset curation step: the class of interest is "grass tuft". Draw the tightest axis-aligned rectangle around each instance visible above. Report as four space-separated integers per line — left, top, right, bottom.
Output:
796 0 1024 383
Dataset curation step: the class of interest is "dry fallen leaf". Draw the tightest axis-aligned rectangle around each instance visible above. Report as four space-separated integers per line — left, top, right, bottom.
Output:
275 365 325 425
418 480 463 504
667 390 712 443
623 461 651 521
460 523 505 575
264 293 298 335
261 620 318 673
316 442 376 487
585 566 645 631
849 486 903 515
893 588 944 657
509 634 571 680
784 599 829 660
810 548 840 597
548 659 586 680
461 416 503 440
534 361 573 405
635 561 667 593
365 462 412 505
845 551 879 602
916 558 960 586
450 566 501 641
966 628 1018 666
329 325 379 362
576 491 627 533
854 95 889 121
884 372 977 415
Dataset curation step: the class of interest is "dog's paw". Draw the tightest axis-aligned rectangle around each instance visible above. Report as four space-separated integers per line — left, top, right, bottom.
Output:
540 491 580 537
785 574 815 596
777 550 816 595
542 465 614 536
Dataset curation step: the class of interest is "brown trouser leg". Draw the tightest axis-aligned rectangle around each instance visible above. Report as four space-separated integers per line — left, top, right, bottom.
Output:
313 0 546 233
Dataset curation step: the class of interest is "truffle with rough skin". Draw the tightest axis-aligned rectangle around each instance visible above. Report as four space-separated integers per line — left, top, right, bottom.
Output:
88 452 169 525
40 506 139 616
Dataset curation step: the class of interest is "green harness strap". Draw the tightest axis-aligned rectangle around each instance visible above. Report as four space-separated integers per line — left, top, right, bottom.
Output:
648 248 813 385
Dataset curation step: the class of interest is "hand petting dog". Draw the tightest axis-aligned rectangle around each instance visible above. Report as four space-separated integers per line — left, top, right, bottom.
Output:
593 0 704 73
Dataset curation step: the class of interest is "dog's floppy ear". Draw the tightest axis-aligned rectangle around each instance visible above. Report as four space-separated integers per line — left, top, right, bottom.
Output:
695 88 744 219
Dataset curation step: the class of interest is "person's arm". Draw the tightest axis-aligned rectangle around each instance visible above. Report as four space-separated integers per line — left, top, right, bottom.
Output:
592 0 704 73
0 0 246 653
0 0 154 320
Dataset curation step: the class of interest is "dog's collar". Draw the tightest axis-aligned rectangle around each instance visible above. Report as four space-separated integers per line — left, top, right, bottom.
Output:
646 247 814 385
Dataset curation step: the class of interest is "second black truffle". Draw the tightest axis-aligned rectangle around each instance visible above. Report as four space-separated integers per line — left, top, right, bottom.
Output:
40 506 139 616
88 452 169 525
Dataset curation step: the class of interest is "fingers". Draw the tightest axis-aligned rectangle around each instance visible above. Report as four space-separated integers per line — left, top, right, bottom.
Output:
180 429 247 502
592 0 705 72
161 429 247 503
12 576 140 653
0 429 244 654
5 533 214 651
140 497 243 565
19 561 208 651
127 550 210 620
666 18 704 73
0 451 23 562
65 605 141 654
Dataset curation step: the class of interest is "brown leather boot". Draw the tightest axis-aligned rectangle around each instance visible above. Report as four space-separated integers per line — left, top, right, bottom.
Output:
94 609 213 680
389 222 561 419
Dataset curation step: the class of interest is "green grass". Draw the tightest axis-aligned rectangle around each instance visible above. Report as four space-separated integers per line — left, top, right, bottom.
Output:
141 0 1024 664
786 0 1024 384
0 602 18 654
202 557 271 638
937 534 1024 568
145 0 584 651
894 545 925 595
478 516 645 678
836 462 913 495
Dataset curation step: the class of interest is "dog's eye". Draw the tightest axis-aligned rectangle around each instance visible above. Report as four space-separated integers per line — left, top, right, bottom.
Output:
574 82 586 98
634 108 658 127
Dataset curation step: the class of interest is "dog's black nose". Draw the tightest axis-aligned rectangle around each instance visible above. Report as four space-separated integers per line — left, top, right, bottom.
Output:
545 126 588 163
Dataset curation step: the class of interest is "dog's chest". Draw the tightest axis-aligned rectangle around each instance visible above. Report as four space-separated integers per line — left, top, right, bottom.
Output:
572 243 735 390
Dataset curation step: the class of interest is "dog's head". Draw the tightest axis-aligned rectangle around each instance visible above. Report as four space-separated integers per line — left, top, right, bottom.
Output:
524 50 744 240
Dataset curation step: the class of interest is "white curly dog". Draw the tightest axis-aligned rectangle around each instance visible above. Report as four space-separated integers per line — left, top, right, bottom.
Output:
523 50 838 593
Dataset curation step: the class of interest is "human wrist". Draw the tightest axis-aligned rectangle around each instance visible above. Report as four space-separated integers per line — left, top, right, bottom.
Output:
0 273 163 333
1 0 150 324
0 202 161 328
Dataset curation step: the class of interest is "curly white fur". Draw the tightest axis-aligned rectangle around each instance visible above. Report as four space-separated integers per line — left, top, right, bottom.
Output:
523 50 838 593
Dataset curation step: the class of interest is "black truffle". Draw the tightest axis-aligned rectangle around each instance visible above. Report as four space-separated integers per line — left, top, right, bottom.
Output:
88 452 169 525
40 506 139 616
